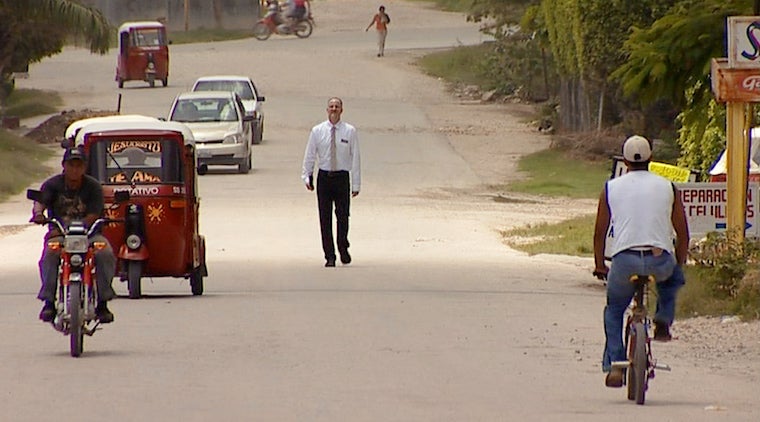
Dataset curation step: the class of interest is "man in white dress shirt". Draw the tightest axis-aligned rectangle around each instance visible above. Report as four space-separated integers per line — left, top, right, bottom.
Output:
302 97 361 267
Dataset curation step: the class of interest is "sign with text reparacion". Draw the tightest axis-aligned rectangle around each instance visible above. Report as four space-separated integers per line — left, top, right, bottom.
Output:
676 182 759 238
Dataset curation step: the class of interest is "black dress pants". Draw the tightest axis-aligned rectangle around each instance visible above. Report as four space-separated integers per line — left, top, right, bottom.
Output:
317 170 350 260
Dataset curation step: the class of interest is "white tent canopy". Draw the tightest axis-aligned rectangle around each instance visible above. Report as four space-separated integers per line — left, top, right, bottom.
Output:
709 127 760 175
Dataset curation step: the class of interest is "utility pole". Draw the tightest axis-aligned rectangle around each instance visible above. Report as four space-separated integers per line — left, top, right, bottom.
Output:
184 0 189 32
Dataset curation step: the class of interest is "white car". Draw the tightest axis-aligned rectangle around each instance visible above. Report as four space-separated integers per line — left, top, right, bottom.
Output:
168 91 253 174
191 75 266 144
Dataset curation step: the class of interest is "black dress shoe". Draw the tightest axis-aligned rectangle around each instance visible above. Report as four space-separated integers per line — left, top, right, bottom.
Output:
325 259 336 267
340 251 351 264
39 301 55 322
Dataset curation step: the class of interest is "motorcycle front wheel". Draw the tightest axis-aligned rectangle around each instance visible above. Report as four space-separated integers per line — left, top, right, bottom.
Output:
253 22 272 41
69 281 84 357
295 20 313 38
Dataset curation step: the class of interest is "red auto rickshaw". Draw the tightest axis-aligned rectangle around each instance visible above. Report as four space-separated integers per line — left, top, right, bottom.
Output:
68 117 208 297
115 21 169 88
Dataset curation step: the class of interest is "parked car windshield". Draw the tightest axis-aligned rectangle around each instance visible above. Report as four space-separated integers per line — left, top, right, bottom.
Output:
171 98 239 123
194 80 255 100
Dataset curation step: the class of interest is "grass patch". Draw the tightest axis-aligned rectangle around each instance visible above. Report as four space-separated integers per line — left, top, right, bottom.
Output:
417 44 494 87
3 89 62 119
678 265 737 318
502 214 596 256
0 129 54 201
410 0 472 12
167 28 253 44
678 265 760 320
507 149 610 198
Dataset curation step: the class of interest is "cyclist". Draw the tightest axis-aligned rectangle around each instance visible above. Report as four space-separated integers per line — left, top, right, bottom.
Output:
592 135 689 388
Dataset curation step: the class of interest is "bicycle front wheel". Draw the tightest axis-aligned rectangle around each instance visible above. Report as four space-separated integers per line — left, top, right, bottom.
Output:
630 322 648 405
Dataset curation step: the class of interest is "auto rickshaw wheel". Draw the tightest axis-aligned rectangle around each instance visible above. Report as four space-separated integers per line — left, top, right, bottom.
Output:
190 269 204 296
162 78 168 87
118 78 124 89
127 260 143 299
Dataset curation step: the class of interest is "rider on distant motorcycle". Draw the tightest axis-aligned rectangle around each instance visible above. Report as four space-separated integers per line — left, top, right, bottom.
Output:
31 147 117 323
285 0 310 29
265 0 284 26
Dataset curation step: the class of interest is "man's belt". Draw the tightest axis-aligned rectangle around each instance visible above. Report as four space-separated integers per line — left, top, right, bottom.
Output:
319 169 348 177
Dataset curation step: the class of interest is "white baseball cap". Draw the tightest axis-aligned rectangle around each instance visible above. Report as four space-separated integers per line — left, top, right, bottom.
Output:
622 135 652 162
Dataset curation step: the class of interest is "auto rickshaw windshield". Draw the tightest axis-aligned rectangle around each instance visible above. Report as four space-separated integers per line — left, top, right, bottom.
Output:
88 138 185 185
132 28 165 46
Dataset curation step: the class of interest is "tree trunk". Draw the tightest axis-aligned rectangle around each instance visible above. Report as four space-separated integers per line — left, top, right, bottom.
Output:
212 0 224 28
541 47 549 101
597 83 605 132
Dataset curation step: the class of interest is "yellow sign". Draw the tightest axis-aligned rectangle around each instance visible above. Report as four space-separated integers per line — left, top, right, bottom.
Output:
648 162 692 182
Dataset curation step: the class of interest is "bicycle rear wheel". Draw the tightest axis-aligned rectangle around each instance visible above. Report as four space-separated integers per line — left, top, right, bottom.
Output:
631 322 648 404
625 321 635 401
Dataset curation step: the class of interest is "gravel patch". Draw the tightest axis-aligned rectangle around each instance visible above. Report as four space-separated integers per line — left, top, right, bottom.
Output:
669 316 760 377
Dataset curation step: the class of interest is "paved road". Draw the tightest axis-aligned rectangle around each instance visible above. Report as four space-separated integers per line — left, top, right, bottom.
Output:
1 1 758 420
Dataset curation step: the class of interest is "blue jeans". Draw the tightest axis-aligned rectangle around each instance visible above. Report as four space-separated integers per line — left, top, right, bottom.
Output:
602 250 682 372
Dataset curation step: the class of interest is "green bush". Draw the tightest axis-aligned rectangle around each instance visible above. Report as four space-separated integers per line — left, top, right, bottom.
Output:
689 230 760 299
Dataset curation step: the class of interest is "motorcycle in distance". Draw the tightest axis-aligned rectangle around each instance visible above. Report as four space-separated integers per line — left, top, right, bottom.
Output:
253 1 314 40
27 189 129 358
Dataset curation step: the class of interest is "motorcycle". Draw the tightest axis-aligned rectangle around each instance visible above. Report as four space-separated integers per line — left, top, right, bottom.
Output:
28 189 128 357
253 9 314 40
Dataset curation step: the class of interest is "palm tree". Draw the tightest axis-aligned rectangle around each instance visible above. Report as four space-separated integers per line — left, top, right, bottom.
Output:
0 0 111 107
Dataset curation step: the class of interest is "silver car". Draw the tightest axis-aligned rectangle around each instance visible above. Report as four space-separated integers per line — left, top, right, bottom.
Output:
191 75 266 144
168 91 253 174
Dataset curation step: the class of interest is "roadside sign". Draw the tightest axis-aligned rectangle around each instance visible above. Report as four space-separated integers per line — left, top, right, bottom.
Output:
676 182 759 238
611 157 698 182
728 16 760 68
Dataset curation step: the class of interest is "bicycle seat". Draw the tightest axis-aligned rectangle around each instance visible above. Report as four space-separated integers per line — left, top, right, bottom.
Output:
629 274 655 284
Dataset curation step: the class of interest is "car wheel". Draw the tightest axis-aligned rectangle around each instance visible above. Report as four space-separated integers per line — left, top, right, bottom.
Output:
256 119 264 144
238 152 251 174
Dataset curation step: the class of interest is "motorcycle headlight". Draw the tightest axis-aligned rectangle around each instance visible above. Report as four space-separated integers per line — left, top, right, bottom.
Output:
224 134 243 144
126 234 142 250
70 254 83 267
64 235 88 254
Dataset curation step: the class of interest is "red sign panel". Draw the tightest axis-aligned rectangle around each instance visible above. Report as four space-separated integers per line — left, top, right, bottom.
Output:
711 58 760 103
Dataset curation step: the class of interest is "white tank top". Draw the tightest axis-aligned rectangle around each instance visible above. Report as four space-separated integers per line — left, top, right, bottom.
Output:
606 171 675 256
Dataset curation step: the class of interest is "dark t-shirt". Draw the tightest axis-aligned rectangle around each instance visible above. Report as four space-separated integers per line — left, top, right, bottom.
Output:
39 174 104 225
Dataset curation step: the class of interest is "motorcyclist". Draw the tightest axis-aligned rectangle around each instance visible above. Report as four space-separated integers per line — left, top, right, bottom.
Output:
285 0 309 30
265 0 284 26
31 147 117 323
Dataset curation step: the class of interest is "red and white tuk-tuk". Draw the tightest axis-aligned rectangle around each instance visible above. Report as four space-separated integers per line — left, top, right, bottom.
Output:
67 117 208 297
115 21 169 88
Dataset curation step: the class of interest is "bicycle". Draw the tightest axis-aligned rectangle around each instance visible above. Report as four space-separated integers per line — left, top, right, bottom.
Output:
610 274 671 405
